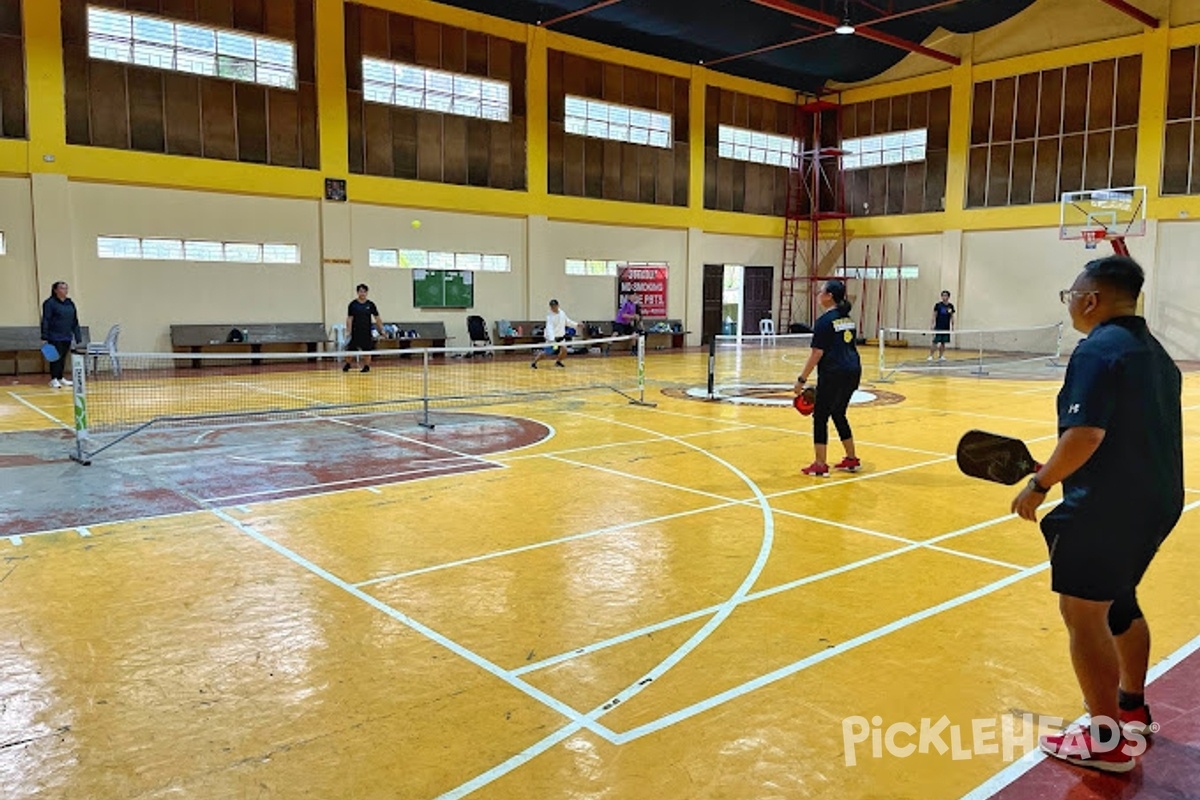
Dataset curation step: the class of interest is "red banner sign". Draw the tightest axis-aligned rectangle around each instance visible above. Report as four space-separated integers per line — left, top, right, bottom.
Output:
618 264 668 319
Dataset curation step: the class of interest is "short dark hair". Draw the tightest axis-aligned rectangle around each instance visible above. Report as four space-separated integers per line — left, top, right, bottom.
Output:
941 290 951 296
356 283 369 292
1083 255 1143 301
549 298 559 306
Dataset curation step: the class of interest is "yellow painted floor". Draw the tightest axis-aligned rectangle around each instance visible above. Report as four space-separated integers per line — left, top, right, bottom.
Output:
2 352 1199 800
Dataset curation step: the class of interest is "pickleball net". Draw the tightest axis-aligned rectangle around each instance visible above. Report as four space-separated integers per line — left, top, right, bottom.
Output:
69 334 650 461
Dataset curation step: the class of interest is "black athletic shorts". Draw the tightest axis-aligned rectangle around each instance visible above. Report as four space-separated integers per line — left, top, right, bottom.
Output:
348 333 375 352
933 332 950 344
1040 508 1174 601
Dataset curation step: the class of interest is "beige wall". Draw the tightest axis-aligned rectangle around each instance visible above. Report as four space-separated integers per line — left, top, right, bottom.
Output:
22 180 1200 358
348 203 526 343
1152 221 1200 360
537 220 688 325
69 183 323 352
0 177 38 326
844 234 947 338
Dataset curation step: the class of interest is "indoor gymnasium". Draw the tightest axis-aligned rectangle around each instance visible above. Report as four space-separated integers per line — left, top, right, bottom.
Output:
1 1 1199 798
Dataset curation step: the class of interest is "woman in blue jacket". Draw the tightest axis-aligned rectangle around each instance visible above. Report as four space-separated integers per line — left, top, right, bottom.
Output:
41 281 82 388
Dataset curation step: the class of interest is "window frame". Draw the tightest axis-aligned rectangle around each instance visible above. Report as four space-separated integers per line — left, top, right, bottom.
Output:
86 5 297 90
564 96 673 150
368 248 511 272
96 236 301 264
362 57 511 123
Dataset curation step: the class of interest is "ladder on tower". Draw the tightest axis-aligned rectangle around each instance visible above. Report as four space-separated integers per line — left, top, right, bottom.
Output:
778 96 850 330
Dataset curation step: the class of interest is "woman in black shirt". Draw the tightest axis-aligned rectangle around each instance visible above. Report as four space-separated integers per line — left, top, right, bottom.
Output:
794 280 862 477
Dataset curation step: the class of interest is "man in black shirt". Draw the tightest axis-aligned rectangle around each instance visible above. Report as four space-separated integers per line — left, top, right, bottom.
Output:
1010 256 1182 773
928 290 955 362
343 283 383 373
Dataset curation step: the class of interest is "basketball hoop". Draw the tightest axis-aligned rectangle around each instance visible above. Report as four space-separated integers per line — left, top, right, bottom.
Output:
1081 228 1107 250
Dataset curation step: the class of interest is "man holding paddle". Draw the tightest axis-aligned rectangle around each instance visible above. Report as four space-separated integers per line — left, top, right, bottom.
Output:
1009 255 1182 772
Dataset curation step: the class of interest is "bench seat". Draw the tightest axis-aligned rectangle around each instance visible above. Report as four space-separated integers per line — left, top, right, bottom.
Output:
0 325 91 375
170 323 327 366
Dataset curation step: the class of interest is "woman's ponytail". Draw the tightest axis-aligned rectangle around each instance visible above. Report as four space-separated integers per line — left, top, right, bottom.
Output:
823 280 853 316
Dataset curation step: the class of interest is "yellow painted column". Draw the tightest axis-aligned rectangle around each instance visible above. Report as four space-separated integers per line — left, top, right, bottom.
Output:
316 0 349 178
942 55 973 217
23 0 67 171
687 67 707 219
526 26 549 205
1135 25 1170 207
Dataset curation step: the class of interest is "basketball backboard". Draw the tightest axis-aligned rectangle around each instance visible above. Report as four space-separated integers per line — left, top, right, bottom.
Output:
1060 186 1147 241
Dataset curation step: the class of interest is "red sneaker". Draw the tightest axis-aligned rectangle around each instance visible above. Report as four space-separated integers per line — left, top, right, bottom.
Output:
801 462 829 477
1082 700 1155 736
1119 704 1154 736
832 456 861 472
1038 729 1138 773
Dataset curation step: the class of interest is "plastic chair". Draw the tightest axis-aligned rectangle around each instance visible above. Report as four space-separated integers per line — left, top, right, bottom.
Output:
86 324 121 376
759 318 776 338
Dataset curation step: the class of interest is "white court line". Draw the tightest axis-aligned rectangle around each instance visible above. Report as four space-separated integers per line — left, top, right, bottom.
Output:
898 406 1055 426
202 506 619 745
6 391 72 431
76 527 91 537
228 455 306 467
544 453 737 503
228 380 328 404
324 417 502 464
354 500 738 588
440 415 781 799
959 628 1200 800
514 501 1055 676
8 536 21 545
364 486 382 494
199 459 498 503
609 563 1050 745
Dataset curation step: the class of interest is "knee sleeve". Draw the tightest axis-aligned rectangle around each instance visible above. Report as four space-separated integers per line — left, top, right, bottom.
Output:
1108 591 1144 636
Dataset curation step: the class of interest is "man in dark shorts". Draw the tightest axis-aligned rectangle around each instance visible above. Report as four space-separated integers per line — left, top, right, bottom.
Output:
343 283 384 373
928 290 955 362
1010 255 1182 773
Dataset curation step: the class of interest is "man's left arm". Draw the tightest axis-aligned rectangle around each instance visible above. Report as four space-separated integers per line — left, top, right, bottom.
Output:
1011 349 1114 520
1011 427 1105 520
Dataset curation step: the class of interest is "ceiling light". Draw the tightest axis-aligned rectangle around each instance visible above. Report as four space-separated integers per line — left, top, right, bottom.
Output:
835 17 855 35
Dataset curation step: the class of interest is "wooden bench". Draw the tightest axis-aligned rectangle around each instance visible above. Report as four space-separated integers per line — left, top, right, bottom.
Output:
170 323 327 367
377 321 450 355
0 325 91 375
494 320 544 346
643 319 690 350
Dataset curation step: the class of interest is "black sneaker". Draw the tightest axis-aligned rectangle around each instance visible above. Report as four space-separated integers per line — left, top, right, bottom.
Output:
342 362 351 372
555 361 565 368
361 364 370 373
530 361 538 369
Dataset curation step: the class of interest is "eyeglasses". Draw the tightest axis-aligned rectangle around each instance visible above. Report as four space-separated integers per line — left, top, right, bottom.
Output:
1059 289 1098 305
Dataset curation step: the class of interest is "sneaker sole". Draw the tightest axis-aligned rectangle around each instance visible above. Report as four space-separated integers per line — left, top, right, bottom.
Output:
835 466 860 472
1039 743 1137 774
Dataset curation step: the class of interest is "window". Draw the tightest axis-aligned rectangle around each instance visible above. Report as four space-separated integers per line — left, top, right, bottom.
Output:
362 58 510 122
842 129 927 171
835 266 920 280
369 249 510 272
97 236 300 264
565 259 621 276
564 96 672 149
87 6 296 90
717 125 798 167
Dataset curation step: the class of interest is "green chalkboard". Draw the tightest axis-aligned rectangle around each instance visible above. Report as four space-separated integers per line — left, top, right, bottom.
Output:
412 269 474 308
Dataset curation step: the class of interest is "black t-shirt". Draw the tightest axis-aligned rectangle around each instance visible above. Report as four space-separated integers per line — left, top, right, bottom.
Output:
348 299 379 336
810 307 861 375
933 301 955 330
1050 316 1183 526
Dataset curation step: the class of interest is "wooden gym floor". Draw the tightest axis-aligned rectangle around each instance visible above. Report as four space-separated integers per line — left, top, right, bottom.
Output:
2 351 1199 800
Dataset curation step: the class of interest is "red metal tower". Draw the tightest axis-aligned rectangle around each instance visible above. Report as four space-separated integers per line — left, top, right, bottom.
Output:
778 96 849 329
